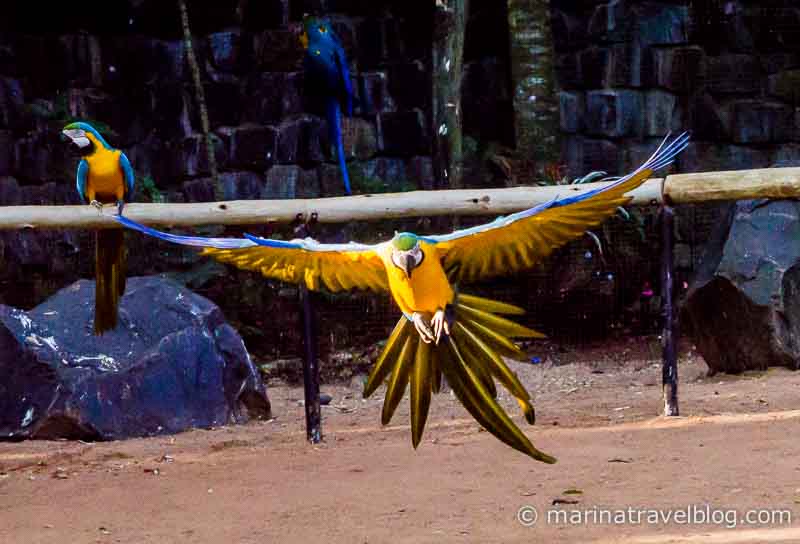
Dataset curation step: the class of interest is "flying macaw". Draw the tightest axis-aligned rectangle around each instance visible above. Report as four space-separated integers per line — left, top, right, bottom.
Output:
300 16 354 195
63 121 135 335
112 132 689 461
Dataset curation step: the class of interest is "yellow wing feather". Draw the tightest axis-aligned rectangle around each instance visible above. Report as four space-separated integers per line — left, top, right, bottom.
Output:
201 245 389 293
433 132 689 284
436 169 650 284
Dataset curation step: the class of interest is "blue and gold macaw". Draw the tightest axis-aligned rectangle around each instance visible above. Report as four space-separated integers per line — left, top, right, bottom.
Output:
300 16 354 194
63 122 135 335
113 133 689 462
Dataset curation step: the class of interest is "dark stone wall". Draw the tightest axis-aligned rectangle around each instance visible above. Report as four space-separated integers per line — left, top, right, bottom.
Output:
0 0 434 201
552 0 800 176
0 0 437 366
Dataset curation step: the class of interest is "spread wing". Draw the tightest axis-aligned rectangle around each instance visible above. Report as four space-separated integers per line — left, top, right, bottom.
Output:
430 132 690 284
76 159 89 202
118 152 135 200
113 216 389 293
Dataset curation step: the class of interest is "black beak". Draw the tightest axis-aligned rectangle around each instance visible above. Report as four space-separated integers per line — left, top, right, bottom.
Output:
398 253 413 279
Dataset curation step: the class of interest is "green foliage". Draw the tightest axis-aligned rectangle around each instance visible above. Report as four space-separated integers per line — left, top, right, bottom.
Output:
138 175 165 203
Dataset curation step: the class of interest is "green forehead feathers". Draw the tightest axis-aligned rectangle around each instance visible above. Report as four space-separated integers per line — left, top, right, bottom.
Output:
392 232 419 251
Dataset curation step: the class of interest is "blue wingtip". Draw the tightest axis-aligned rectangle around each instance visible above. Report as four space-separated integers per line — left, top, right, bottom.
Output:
111 215 256 249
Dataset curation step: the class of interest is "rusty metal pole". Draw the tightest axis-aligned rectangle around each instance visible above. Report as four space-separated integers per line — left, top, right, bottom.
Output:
660 204 679 416
294 215 322 443
300 283 322 443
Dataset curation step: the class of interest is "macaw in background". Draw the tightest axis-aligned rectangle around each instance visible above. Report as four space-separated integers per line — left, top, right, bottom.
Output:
63 122 135 335
300 16 354 195
113 133 689 461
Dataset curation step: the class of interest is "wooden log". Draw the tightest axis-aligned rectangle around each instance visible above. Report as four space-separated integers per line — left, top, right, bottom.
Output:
663 167 800 204
0 179 664 229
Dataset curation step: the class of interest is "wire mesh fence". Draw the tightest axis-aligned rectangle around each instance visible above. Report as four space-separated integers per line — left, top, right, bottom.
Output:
0 199 727 379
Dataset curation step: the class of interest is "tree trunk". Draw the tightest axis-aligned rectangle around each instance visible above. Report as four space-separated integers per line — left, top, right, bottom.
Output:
507 0 559 177
432 0 469 208
178 0 223 201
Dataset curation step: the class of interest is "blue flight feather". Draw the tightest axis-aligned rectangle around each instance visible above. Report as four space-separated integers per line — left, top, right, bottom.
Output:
76 159 89 203
118 152 135 200
111 216 379 253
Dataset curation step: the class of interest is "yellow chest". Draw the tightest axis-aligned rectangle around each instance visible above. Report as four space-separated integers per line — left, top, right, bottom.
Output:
380 242 454 315
84 147 124 201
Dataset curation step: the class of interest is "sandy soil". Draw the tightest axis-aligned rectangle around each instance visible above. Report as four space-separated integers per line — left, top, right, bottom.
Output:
1 338 799 544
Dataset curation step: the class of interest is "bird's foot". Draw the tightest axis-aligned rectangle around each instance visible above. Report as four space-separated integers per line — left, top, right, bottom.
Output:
412 312 435 344
90 200 103 212
116 200 125 216
430 309 451 345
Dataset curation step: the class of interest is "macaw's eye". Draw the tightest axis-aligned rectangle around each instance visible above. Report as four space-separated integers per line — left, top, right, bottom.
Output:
319 25 327 33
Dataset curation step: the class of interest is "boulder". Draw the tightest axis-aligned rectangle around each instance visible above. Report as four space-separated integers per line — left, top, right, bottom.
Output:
685 198 800 374
0 276 270 441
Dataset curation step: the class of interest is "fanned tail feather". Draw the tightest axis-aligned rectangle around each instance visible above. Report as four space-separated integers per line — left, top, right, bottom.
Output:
327 99 352 195
364 293 555 463
94 229 126 335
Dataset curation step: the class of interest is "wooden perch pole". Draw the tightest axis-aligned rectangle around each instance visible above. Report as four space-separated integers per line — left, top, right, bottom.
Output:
662 166 800 203
0 179 664 230
0 167 798 229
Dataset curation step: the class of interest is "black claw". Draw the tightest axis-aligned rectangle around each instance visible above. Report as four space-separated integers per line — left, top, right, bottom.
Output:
116 200 125 216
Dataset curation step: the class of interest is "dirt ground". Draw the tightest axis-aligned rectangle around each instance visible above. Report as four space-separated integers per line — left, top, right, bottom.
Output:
2 337 800 544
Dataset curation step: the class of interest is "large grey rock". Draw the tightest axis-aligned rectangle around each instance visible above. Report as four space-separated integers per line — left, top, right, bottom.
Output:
685 198 800 374
0 276 270 440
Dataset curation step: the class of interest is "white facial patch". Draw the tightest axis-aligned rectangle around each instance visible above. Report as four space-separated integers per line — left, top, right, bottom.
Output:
63 128 91 148
391 246 423 271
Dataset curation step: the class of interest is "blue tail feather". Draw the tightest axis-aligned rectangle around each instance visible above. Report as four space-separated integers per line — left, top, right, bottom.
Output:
327 99 352 195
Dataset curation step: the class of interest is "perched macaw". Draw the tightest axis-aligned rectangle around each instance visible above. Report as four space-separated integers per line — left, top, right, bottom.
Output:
300 16 354 195
113 132 689 461
63 122 135 335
